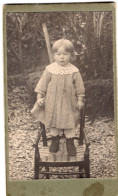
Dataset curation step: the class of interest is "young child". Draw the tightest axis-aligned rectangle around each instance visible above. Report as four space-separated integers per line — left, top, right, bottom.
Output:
31 39 85 156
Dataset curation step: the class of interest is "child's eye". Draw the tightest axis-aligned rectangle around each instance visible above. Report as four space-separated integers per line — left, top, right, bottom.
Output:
64 52 70 55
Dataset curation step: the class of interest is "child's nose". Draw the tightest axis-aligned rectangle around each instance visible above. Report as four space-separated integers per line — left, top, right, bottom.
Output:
60 54 64 58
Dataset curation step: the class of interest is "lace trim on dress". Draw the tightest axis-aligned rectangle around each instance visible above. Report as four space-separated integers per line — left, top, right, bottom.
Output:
46 62 79 75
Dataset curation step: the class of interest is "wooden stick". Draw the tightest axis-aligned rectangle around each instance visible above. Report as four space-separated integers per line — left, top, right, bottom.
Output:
42 23 54 63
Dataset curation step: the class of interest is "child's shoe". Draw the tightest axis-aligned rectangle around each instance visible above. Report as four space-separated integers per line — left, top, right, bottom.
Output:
49 135 60 153
66 138 76 156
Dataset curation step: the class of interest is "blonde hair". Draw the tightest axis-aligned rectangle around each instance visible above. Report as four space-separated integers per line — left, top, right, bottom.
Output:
52 39 76 61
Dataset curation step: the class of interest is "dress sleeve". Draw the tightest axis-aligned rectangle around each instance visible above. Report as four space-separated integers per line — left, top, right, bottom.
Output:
35 69 51 95
74 71 85 97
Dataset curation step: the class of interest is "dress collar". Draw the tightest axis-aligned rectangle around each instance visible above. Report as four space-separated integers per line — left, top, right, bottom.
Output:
46 62 79 75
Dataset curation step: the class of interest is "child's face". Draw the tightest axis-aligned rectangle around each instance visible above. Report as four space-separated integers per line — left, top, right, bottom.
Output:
54 47 71 66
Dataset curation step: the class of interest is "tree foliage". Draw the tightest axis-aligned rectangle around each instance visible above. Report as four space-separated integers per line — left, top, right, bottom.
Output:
7 12 113 80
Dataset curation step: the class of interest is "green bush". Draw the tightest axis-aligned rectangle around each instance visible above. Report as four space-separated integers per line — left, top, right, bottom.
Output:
85 79 114 118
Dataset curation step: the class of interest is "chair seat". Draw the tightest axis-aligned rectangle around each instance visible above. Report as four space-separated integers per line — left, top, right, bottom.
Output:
39 138 86 163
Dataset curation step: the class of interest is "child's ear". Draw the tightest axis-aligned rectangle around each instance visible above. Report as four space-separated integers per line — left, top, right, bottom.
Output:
71 54 76 62
53 54 55 61
70 55 74 62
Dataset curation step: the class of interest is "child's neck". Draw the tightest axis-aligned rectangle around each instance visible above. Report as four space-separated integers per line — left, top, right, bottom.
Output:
56 62 70 67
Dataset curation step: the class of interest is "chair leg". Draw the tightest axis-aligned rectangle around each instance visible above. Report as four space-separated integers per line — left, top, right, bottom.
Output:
84 145 90 178
78 162 85 178
45 166 50 179
34 144 40 179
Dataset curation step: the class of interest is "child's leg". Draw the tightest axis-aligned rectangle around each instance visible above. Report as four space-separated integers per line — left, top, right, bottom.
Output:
50 128 59 137
64 129 76 156
64 128 75 138
49 128 60 153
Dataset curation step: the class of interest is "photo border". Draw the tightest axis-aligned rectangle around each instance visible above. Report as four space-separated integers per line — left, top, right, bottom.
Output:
3 3 118 196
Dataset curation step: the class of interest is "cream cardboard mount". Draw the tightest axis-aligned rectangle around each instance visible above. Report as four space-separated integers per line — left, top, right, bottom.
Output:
3 3 118 196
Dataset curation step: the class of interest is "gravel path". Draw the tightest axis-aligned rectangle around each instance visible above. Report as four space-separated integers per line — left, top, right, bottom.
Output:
8 85 116 180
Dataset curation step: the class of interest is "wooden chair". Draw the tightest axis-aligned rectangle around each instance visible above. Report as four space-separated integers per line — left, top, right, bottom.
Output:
33 106 90 179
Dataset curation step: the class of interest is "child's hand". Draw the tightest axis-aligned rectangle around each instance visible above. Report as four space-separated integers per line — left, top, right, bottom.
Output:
37 97 45 107
76 100 84 110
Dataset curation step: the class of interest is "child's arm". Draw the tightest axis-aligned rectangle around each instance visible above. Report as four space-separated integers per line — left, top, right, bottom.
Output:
74 71 85 110
37 93 44 106
35 69 51 95
76 96 85 110
35 69 51 106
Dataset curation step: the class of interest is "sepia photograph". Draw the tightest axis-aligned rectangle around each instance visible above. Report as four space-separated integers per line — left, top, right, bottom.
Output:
6 7 116 181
